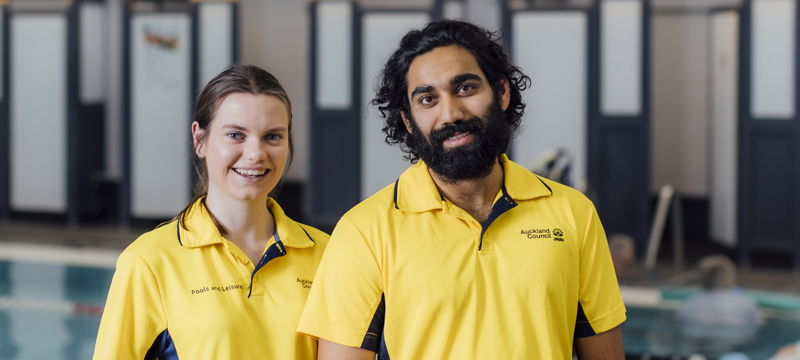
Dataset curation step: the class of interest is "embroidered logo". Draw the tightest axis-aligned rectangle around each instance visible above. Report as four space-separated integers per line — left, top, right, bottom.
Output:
553 228 564 242
520 228 551 239
297 278 313 289
191 284 244 295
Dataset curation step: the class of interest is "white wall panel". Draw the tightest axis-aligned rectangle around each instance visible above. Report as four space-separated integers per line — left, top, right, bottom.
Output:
80 3 106 103
316 1 352 109
443 1 465 19
710 11 739 247
11 15 67 212
601 0 642 116
199 2 233 87
131 14 191 218
751 0 795 119
361 13 429 199
511 12 587 188
651 14 708 196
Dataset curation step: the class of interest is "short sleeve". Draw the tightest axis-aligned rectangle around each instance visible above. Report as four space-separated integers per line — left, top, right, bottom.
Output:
93 251 167 360
576 204 627 336
298 216 384 349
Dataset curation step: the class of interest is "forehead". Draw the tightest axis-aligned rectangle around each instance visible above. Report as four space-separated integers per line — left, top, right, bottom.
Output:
212 93 289 128
406 45 486 94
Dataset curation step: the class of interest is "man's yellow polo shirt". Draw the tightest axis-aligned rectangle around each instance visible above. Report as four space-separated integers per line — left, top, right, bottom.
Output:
298 155 625 359
94 198 328 360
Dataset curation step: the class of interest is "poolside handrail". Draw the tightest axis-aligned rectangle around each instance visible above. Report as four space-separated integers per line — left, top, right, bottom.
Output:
644 185 685 283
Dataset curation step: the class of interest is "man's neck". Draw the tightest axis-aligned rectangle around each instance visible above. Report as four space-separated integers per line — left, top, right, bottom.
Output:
429 160 504 225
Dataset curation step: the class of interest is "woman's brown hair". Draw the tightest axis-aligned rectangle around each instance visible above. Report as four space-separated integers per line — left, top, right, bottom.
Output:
171 64 294 233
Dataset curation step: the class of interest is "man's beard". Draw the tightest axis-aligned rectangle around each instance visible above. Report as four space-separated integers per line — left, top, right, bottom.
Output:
407 99 511 183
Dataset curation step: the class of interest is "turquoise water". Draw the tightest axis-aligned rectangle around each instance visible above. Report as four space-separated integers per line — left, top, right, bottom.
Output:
0 261 113 360
0 259 798 360
623 306 800 360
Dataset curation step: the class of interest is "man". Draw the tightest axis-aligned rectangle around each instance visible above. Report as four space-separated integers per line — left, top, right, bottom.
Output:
299 20 626 359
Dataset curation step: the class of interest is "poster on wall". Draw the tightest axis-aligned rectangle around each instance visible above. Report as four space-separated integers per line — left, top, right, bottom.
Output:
130 13 191 218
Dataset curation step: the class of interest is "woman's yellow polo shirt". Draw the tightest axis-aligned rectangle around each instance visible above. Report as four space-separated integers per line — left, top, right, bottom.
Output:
94 198 329 359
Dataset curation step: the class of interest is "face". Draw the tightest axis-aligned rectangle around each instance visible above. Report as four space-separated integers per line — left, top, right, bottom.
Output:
402 45 512 182
192 93 290 204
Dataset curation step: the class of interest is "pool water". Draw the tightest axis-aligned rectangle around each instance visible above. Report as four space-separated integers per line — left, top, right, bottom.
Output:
0 261 113 360
623 306 800 359
0 258 799 360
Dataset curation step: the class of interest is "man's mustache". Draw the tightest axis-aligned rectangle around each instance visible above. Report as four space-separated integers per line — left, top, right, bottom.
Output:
429 118 484 146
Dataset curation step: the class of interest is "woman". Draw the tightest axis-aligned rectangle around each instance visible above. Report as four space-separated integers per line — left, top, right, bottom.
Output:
94 65 328 359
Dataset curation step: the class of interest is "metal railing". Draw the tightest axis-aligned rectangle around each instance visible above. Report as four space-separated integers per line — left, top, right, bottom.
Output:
644 185 685 283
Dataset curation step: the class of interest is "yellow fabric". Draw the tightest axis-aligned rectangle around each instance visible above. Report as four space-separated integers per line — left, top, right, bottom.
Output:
94 198 328 360
298 155 625 359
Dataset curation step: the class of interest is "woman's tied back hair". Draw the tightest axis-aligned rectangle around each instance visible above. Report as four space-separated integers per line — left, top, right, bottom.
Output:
371 19 531 161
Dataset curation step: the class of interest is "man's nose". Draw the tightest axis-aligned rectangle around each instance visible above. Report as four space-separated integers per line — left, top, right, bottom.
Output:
438 95 465 124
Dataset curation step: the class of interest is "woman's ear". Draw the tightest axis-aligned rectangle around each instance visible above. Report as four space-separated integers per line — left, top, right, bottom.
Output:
191 121 206 158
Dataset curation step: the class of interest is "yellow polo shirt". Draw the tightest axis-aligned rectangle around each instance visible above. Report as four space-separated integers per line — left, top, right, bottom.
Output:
94 198 328 360
298 155 625 359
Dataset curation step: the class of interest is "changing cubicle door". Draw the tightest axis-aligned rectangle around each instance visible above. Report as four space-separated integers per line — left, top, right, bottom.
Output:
125 6 194 221
509 9 588 190
9 8 70 216
588 0 651 248
738 0 800 268
308 1 359 226
0 5 7 220
709 9 739 248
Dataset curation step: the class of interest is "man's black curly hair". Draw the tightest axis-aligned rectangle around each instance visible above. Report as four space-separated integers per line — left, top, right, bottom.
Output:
371 19 531 161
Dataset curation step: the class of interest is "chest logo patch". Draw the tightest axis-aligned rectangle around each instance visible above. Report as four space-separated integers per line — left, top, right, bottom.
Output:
520 228 565 242
553 228 565 242
297 278 313 289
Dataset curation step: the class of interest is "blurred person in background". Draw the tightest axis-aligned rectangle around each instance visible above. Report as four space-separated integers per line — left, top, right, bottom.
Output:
93 65 329 359
609 234 636 277
677 254 763 356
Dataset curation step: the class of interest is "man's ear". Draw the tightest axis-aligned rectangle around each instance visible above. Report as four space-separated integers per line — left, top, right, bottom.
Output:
497 77 511 111
191 121 206 158
400 111 414 134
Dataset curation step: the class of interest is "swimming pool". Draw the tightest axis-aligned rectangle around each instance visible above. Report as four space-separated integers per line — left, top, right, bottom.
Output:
0 247 798 360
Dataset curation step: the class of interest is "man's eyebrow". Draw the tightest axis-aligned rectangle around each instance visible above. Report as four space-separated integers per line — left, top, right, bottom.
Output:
451 73 482 86
410 85 435 100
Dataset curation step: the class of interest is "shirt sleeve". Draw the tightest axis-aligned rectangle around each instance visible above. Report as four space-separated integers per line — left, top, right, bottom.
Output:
93 251 167 360
298 216 384 349
576 204 627 336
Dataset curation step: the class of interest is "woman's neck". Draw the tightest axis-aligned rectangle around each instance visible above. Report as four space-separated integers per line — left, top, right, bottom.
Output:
204 190 275 263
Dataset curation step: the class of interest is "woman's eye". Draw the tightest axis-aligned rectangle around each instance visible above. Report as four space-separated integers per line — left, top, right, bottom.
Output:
227 132 243 140
265 133 282 141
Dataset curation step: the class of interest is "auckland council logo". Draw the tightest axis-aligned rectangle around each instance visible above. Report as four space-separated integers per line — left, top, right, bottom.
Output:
553 228 564 242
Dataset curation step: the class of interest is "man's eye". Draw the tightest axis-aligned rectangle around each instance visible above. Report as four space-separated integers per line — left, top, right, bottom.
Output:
459 84 474 93
227 132 243 139
420 96 434 105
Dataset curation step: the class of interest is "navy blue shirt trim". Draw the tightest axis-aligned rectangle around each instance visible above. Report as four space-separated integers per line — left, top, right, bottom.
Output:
361 294 386 353
574 302 597 338
247 230 287 298
479 184 517 250
392 179 400 209
144 329 178 360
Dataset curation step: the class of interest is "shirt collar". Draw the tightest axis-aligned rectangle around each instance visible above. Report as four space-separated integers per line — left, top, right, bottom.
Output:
178 197 316 249
393 154 553 213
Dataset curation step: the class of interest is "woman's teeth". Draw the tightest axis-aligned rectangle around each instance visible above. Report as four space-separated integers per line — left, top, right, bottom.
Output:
235 168 267 177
